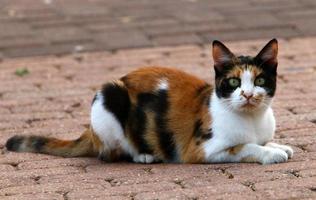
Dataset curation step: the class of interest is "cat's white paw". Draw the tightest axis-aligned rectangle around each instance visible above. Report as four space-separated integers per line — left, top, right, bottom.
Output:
265 142 294 159
278 145 293 158
133 154 155 164
260 148 288 165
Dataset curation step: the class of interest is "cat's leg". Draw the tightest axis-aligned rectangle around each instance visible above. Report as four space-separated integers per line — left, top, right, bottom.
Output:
265 142 293 158
206 143 289 164
91 88 137 162
133 154 156 164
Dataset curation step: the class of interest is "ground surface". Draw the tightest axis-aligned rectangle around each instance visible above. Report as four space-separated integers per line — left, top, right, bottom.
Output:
1 0 316 57
1 0 316 200
0 37 316 199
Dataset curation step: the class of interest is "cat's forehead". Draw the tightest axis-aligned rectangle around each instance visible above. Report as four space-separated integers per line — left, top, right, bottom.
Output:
226 64 263 78
227 56 262 78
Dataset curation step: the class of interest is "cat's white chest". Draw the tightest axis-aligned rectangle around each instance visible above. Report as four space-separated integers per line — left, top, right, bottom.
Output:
210 95 275 146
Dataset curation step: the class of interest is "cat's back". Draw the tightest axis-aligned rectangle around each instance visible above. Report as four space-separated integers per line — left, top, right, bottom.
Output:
121 66 209 95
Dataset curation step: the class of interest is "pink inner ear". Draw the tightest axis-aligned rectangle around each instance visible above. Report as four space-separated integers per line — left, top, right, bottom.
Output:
262 43 278 61
213 47 225 64
257 40 278 64
212 44 234 65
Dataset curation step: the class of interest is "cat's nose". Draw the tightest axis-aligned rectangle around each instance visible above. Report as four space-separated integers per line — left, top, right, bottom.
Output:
243 94 253 100
241 91 253 100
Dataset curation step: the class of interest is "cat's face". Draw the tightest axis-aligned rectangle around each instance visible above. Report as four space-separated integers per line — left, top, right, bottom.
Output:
212 39 278 112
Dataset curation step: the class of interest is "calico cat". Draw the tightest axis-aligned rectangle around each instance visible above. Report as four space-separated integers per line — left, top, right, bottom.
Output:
6 39 293 164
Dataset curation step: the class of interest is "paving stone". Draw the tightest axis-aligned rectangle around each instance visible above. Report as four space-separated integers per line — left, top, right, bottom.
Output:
0 166 83 180
0 35 315 199
1 193 63 200
17 158 100 170
67 182 179 199
200 26 301 43
93 29 152 50
0 182 104 196
152 33 203 46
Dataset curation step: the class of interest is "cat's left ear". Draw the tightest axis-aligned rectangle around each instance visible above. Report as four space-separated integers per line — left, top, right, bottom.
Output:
255 39 278 70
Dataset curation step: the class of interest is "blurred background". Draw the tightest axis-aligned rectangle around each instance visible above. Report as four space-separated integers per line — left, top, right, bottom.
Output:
0 0 316 58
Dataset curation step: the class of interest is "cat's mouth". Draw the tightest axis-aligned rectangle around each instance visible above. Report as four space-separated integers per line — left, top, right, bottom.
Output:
240 96 263 108
241 99 259 109
242 102 256 108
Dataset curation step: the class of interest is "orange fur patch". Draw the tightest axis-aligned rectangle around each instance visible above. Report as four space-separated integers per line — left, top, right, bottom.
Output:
227 65 243 78
241 156 258 163
38 127 102 157
227 144 244 155
249 65 263 78
227 64 263 79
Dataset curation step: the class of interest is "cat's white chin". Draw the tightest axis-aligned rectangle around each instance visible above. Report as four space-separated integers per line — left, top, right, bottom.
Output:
241 102 257 109
233 100 267 113
236 105 259 113
241 101 272 113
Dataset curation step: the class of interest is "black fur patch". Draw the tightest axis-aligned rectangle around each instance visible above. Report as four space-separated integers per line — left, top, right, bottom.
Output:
152 90 176 161
215 77 239 98
254 56 277 97
204 128 213 140
214 60 237 98
255 73 276 97
128 90 177 161
6 135 24 151
119 154 133 162
101 82 131 128
128 103 152 154
29 136 49 152
193 120 204 138
193 120 212 143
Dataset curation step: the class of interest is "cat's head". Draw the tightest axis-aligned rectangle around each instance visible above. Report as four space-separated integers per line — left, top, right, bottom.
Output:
212 39 278 112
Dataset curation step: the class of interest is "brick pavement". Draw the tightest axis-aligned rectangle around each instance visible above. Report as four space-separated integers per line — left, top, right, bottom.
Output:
0 37 316 199
1 0 316 58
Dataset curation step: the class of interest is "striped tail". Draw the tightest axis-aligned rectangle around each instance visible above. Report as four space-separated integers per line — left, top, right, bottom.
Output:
5 128 100 157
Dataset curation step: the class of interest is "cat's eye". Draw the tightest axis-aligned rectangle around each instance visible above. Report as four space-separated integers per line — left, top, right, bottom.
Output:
255 77 265 86
228 78 240 88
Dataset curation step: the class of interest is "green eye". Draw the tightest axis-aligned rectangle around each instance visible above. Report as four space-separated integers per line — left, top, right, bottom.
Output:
255 77 265 86
228 78 240 87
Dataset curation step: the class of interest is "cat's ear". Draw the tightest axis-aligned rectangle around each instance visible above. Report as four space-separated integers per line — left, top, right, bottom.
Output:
212 40 236 72
255 39 278 70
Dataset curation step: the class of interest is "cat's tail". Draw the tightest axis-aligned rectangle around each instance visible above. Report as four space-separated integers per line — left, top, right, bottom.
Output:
5 128 100 157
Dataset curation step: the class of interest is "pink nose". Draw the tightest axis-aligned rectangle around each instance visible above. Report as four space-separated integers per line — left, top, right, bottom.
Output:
242 93 253 100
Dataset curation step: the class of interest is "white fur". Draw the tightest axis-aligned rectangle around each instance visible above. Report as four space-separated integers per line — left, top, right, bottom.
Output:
203 69 293 164
157 79 168 90
240 70 254 96
133 154 155 163
90 92 137 157
265 142 293 158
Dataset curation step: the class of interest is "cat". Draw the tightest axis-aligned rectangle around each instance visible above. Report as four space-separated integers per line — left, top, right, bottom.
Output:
5 39 293 164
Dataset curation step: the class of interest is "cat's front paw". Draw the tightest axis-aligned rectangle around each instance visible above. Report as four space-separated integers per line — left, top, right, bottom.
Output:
133 154 155 164
279 145 293 159
265 142 294 159
261 148 288 165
